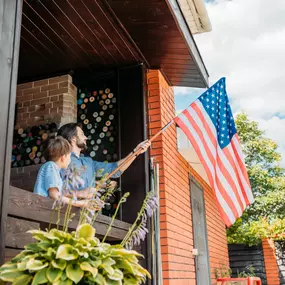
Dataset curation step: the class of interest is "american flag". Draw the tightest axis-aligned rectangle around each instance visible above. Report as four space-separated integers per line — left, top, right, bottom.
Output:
174 78 254 226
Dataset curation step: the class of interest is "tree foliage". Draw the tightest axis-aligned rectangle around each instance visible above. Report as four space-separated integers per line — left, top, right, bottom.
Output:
227 112 285 245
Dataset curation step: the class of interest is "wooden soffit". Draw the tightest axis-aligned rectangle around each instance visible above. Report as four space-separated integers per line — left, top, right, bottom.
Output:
19 0 208 88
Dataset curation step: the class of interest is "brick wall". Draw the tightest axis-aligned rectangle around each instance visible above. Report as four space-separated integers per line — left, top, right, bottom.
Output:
11 75 77 190
262 239 280 285
147 69 229 284
15 74 77 128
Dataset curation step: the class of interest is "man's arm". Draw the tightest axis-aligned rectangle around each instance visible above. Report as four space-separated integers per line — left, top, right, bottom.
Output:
116 140 151 173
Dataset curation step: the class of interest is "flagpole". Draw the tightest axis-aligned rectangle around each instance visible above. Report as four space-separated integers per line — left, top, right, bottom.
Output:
99 119 175 184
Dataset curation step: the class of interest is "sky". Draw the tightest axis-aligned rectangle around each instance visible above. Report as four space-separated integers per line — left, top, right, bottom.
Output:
174 0 285 164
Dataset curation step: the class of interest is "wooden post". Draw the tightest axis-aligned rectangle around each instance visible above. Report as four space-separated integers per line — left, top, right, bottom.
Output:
0 0 22 264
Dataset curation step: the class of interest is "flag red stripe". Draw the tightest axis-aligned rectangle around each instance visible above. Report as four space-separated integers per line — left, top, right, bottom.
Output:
174 116 233 226
186 106 246 213
223 146 250 205
191 102 250 205
183 109 244 217
231 136 253 204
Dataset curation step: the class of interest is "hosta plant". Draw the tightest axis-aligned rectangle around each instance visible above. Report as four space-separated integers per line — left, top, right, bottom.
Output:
0 223 150 285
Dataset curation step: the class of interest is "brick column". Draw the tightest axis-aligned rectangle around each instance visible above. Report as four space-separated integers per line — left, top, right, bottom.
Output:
15 74 77 128
147 70 196 285
262 238 280 285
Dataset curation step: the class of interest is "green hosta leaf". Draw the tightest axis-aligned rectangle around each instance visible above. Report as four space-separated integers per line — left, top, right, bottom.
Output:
0 270 25 282
89 259 101 268
47 248 57 258
11 252 29 263
74 244 89 257
25 243 42 252
93 273 107 285
31 268 48 285
46 267 62 283
37 241 52 251
111 248 143 258
26 259 48 271
56 244 78 260
61 271 67 281
76 223 95 240
27 230 47 241
66 264 84 284
51 229 72 240
106 279 122 285
53 278 73 285
52 259 66 270
12 274 32 285
89 237 100 247
17 260 28 271
45 233 63 242
132 264 151 279
108 269 124 281
102 264 114 275
0 262 17 272
123 275 141 285
80 262 98 278
115 259 134 275
76 238 89 246
100 243 111 251
102 257 116 266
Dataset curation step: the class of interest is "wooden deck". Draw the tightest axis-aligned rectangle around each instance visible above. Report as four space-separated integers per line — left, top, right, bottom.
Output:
4 186 131 262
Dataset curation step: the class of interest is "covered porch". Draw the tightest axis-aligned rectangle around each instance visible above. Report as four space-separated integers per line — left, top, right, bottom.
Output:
0 0 209 279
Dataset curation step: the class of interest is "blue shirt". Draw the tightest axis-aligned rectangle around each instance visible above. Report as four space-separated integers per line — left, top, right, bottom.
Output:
34 161 63 197
61 153 121 191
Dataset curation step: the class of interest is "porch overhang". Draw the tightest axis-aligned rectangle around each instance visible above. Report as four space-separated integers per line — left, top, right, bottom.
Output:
18 0 209 88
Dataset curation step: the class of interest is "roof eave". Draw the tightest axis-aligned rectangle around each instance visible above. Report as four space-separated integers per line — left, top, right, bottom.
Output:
165 0 209 88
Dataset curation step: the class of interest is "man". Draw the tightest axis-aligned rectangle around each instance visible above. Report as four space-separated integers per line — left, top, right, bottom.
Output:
57 123 151 197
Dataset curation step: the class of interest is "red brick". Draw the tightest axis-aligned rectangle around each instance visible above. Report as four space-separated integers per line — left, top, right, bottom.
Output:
17 82 33 90
34 79 49 87
41 83 58 92
49 87 69 96
50 95 59 102
21 94 34 102
59 81 69 88
33 91 48 99
22 87 41 95
31 98 49 106
17 107 28 114
23 101 30 107
49 74 71 84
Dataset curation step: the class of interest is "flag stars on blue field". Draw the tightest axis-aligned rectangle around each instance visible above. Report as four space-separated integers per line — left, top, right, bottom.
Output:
198 78 237 148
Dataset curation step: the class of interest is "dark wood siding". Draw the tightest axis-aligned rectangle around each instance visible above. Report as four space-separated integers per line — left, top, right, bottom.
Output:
228 244 267 284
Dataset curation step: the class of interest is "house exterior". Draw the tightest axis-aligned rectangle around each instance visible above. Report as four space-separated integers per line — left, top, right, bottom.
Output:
0 0 229 284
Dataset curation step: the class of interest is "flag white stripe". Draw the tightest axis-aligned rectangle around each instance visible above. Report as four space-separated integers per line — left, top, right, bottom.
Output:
180 113 237 224
226 142 253 203
232 136 254 203
188 105 246 209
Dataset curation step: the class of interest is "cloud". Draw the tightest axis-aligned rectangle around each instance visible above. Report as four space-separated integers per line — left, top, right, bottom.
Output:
175 0 285 164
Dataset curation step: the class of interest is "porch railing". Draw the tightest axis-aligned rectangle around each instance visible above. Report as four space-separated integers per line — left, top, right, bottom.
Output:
4 186 131 262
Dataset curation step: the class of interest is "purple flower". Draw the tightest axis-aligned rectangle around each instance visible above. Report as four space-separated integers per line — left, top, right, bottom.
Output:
62 165 86 194
145 193 159 217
